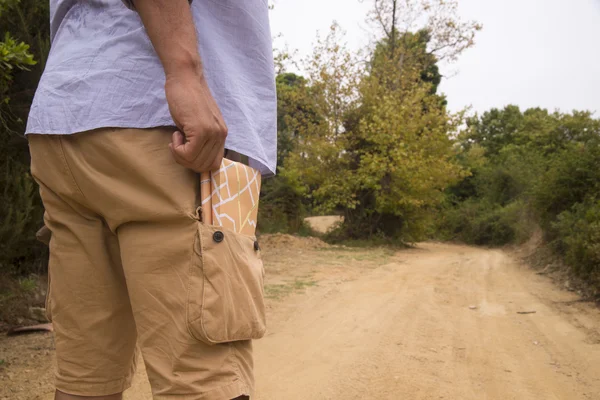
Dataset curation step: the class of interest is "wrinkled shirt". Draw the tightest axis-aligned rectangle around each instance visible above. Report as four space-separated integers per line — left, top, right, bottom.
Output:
26 0 277 175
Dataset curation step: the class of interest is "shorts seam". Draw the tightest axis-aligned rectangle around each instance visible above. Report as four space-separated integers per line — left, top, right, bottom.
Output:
198 222 212 343
57 136 88 202
186 217 204 342
230 343 250 393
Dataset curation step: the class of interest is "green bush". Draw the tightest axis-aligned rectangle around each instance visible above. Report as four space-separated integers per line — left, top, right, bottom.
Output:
0 159 46 274
441 199 531 246
0 0 50 276
533 140 600 235
552 200 600 280
442 106 600 290
258 175 307 234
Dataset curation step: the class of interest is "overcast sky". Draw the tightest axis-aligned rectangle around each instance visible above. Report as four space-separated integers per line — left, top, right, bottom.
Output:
270 0 600 116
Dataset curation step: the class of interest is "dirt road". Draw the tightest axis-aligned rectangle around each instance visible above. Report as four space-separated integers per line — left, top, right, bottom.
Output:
2 237 600 399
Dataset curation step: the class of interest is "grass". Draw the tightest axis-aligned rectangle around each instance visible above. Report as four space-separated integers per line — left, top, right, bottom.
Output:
0 274 44 326
317 245 396 264
265 278 317 300
293 279 317 290
331 237 409 249
19 277 37 293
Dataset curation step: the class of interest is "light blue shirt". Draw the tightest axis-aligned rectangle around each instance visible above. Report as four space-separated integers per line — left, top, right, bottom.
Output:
26 0 277 175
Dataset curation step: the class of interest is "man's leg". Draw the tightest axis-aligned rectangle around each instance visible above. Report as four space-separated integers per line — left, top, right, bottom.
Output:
29 134 138 397
55 128 255 399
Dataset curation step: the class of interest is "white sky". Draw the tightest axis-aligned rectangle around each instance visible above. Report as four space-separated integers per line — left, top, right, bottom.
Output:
270 0 600 116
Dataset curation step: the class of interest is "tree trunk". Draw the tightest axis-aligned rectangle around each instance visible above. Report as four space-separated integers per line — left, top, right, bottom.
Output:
390 0 397 57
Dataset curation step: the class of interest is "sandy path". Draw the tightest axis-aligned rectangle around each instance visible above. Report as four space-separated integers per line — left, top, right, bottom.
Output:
255 243 600 399
304 216 343 234
2 241 599 399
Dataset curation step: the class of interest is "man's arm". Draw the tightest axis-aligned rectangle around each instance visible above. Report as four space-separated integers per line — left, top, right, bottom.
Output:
131 0 228 173
131 0 199 77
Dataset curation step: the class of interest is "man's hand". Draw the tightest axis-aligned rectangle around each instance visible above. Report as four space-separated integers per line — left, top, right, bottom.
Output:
166 70 227 172
133 0 226 172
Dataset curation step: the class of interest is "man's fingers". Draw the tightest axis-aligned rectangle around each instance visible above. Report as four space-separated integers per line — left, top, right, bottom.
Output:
169 128 226 173
171 130 185 147
169 142 190 168
169 130 189 161
170 131 196 168
209 142 226 170
191 138 222 172
204 135 226 171
171 131 204 164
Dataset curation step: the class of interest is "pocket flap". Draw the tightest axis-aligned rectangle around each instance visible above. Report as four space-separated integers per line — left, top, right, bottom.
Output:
187 223 266 344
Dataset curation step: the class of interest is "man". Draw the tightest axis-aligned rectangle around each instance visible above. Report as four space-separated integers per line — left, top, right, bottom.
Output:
26 1 276 399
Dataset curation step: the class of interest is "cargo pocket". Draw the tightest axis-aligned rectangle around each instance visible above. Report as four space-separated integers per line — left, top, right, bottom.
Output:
186 222 266 345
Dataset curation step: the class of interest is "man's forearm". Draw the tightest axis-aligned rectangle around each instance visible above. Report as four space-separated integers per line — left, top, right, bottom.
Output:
134 0 202 78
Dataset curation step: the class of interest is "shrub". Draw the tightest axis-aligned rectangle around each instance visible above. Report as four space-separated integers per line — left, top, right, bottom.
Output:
552 200 600 280
441 199 531 246
0 159 46 275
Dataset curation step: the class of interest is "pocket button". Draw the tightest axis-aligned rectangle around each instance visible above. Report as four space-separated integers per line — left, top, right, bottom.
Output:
213 231 225 243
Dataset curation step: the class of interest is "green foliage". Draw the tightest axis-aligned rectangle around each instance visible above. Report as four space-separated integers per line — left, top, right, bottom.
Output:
552 199 600 281
533 137 600 234
0 32 36 107
275 72 322 167
444 104 600 286
282 22 470 241
441 199 531 246
0 0 49 277
258 174 307 234
269 0 480 240
371 29 443 96
0 158 46 274
0 0 50 132
18 276 37 292
257 72 318 234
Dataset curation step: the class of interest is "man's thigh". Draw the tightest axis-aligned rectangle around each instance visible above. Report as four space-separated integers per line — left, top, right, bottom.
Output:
30 134 138 397
31 129 255 399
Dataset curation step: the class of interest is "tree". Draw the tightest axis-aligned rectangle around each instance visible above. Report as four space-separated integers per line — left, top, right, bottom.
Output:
281 23 360 218
258 72 321 233
369 0 481 63
275 72 322 167
282 3 478 240
370 29 443 96
461 105 525 157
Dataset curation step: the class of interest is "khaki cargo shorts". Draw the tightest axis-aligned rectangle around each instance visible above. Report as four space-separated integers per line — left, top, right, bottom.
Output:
28 128 266 399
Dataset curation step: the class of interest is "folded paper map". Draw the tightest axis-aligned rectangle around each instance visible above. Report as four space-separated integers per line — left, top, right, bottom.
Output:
200 158 262 236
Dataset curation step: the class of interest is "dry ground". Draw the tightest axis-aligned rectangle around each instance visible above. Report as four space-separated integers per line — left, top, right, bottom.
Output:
2 221 600 399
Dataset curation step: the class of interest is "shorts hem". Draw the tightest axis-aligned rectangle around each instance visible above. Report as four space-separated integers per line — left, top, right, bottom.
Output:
153 379 251 400
55 373 134 397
